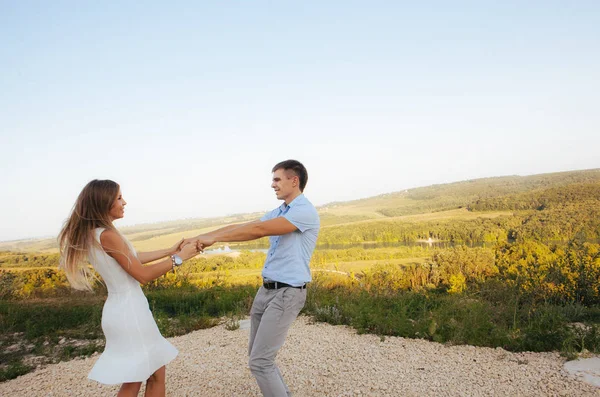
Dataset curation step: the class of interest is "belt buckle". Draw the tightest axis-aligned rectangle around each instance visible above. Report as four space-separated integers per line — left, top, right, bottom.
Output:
264 281 275 289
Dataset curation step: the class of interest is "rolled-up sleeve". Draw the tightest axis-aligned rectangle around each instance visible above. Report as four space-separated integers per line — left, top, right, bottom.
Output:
284 203 319 233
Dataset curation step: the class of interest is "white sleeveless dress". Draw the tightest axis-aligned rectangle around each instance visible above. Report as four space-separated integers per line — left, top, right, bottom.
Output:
87 228 178 385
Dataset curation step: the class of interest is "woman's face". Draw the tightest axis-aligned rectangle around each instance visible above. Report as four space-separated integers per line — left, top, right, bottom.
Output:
108 189 127 221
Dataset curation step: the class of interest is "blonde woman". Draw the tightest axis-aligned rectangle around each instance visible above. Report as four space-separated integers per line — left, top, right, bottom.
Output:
58 179 200 397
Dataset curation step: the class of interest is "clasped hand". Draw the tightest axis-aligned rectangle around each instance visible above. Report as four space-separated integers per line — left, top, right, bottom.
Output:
170 235 217 260
170 238 204 260
181 235 216 253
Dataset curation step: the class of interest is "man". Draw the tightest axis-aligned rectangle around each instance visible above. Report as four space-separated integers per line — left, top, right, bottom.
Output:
190 159 320 397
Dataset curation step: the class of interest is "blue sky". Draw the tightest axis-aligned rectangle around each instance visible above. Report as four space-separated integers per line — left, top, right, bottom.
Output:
1 1 599 241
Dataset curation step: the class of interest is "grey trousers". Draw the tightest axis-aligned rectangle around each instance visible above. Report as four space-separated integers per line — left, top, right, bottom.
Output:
248 286 307 397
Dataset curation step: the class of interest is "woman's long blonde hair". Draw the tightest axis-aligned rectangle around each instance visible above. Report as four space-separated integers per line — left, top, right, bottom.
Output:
58 179 120 291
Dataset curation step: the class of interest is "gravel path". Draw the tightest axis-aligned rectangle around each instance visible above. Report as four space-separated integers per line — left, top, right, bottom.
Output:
1 316 598 396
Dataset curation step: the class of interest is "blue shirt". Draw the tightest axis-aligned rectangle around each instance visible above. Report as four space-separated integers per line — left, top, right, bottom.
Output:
260 194 320 286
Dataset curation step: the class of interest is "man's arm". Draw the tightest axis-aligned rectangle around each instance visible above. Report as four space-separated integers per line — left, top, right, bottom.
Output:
183 220 260 247
196 218 297 248
203 220 260 237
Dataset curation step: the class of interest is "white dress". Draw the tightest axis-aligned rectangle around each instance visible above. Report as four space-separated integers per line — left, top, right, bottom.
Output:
87 228 178 385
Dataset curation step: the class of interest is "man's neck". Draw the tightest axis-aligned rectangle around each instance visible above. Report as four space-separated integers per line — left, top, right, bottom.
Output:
284 191 302 205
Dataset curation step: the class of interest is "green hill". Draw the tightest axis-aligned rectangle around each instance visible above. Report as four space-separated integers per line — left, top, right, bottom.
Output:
321 168 600 220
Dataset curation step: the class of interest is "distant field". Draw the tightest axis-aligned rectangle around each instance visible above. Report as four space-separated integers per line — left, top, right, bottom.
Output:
322 208 512 228
0 224 243 254
2 168 598 253
130 226 220 252
125 227 180 242
315 257 428 273
132 208 502 251
320 198 401 218
0 239 59 254
0 208 512 254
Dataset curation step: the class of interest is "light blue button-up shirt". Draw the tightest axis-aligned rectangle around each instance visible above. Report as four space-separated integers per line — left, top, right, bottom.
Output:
260 194 320 286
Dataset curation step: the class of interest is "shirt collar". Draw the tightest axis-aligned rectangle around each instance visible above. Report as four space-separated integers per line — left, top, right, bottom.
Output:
279 193 304 211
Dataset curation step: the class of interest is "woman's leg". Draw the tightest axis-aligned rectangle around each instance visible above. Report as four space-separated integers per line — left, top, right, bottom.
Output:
144 366 166 397
118 382 142 397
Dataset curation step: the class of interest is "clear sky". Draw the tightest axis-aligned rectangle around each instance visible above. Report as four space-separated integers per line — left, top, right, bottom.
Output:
1 1 599 241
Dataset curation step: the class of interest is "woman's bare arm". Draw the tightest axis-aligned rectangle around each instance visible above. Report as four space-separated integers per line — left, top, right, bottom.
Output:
100 230 197 284
137 238 184 264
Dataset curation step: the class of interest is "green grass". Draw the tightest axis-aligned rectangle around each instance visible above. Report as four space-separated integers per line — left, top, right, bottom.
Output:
303 276 600 353
188 269 263 286
0 296 104 339
0 362 33 382
0 285 258 381
146 285 255 319
3 278 600 383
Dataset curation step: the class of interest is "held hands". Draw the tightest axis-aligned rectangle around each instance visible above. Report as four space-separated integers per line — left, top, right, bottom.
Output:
170 238 186 255
182 235 216 252
194 235 216 251
177 240 203 261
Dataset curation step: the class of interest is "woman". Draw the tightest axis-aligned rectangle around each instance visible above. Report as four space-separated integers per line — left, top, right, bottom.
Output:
58 179 200 397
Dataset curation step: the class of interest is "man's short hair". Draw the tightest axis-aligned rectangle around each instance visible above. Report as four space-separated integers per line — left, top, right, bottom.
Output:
272 160 308 192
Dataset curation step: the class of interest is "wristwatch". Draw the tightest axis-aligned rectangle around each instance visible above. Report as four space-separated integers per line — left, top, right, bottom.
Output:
170 254 183 272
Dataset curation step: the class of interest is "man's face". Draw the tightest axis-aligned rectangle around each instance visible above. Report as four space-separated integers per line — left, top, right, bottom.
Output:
271 168 298 201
